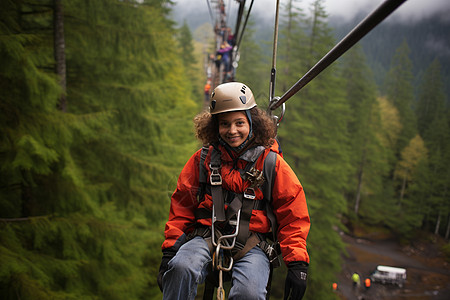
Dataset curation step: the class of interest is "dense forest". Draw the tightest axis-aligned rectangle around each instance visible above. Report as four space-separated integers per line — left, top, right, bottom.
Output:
1 0 449 300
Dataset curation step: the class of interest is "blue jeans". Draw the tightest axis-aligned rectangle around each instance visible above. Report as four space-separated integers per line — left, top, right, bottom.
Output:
162 236 270 300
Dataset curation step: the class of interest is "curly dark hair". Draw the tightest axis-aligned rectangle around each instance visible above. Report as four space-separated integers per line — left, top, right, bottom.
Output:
194 107 276 148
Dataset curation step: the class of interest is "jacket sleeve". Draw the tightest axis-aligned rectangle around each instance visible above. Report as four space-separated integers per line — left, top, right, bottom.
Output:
161 149 201 250
271 154 310 264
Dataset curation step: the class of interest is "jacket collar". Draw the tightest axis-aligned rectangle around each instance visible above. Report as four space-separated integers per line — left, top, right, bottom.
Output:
218 143 265 163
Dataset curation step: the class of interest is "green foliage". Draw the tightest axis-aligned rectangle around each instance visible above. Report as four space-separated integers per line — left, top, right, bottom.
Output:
416 59 446 136
341 46 390 217
442 243 450 263
274 1 350 298
177 20 202 101
385 40 417 153
1 0 197 299
235 20 269 100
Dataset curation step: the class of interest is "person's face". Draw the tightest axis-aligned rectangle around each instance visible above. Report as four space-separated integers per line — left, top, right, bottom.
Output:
218 111 250 148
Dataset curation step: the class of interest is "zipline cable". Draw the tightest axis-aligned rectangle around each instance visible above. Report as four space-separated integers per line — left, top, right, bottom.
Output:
234 0 246 49
235 0 255 53
269 0 280 103
205 0 215 29
269 0 407 111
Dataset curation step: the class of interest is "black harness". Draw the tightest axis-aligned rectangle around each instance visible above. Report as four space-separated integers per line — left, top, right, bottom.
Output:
194 144 280 264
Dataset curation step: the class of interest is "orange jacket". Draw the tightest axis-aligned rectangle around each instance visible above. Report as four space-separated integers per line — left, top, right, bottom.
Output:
162 143 310 264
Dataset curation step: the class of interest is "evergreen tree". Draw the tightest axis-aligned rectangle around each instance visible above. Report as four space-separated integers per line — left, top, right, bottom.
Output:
390 135 429 235
416 60 450 237
54 0 67 111
416 59 446 137
341 46 390 220
385 40 417 153
356 96 401 226
235 19 268 102
277 1 351 298
394 135 428 205
419 112 450 236
384 40 419 211
277 0 308 93
177 20 202 100
0 1 197 299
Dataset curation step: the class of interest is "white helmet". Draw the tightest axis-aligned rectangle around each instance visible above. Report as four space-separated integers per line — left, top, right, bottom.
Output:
209 82 256 114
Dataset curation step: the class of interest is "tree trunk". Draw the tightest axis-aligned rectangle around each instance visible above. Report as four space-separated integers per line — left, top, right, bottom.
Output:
54 0 67 112
445 214 450 240
354 168 363 215
398 173 407 207
434 210 441 235
354 143 368 215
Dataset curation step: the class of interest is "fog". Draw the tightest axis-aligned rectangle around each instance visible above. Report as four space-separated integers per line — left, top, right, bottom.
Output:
173 0 450 25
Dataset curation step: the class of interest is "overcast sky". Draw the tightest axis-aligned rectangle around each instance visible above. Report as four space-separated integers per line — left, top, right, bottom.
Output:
173 0 450 23
323 0 449 22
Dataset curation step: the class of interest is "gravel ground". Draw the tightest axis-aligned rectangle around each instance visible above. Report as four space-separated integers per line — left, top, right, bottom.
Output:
335 233 450 300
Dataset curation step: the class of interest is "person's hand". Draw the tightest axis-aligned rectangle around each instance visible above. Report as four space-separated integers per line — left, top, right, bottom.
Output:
284 261 308 300
157 248 176 292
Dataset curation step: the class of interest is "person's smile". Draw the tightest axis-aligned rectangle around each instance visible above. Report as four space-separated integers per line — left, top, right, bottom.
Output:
218 111 250 148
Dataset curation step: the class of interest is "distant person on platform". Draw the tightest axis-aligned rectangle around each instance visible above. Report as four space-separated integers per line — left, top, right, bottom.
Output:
204 82 211 104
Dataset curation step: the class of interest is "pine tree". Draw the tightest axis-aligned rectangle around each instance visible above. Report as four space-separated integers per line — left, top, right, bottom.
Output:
277 0 308 93
394 135 428 205
341 46 390 221
277 1 351 298
416 60 450 238
0 1 197 299
177 20 201 99
416 59 446 137
235 19 268 101
385 40 417 153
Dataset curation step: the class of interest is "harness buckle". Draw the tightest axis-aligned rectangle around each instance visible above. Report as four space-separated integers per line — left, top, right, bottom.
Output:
243 187 256 200
209 164 222 185
259 241 281 268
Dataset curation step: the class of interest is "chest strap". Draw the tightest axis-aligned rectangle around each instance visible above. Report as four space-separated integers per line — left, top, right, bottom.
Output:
209 146 226 222
196 146 278 260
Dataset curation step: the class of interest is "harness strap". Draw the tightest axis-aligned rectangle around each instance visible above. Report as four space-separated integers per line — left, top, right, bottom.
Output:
232 233 260 261
234 191 253 250
225 195 242 221
261 151 278 243
198 145 210 202
195 147 278 260
210 147 226 222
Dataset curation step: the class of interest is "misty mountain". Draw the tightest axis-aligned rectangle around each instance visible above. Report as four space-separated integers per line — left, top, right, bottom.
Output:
331 11 450 103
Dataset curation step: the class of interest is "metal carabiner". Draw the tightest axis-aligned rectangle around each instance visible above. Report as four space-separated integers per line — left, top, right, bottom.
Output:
211 208 241 248
209 164 222 185
243 187 256 200
215 244 234 272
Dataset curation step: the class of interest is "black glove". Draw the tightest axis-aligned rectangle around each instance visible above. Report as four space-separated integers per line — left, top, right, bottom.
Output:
284 261 308 300
157 248 176 292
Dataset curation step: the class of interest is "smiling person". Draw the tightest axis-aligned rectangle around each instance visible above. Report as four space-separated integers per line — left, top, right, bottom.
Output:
158 82 310 300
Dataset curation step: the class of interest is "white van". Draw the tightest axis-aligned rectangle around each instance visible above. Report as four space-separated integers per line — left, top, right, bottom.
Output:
370 265 407 287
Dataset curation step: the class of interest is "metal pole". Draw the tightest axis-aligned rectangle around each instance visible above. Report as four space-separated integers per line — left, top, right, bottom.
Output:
269 0 407 111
